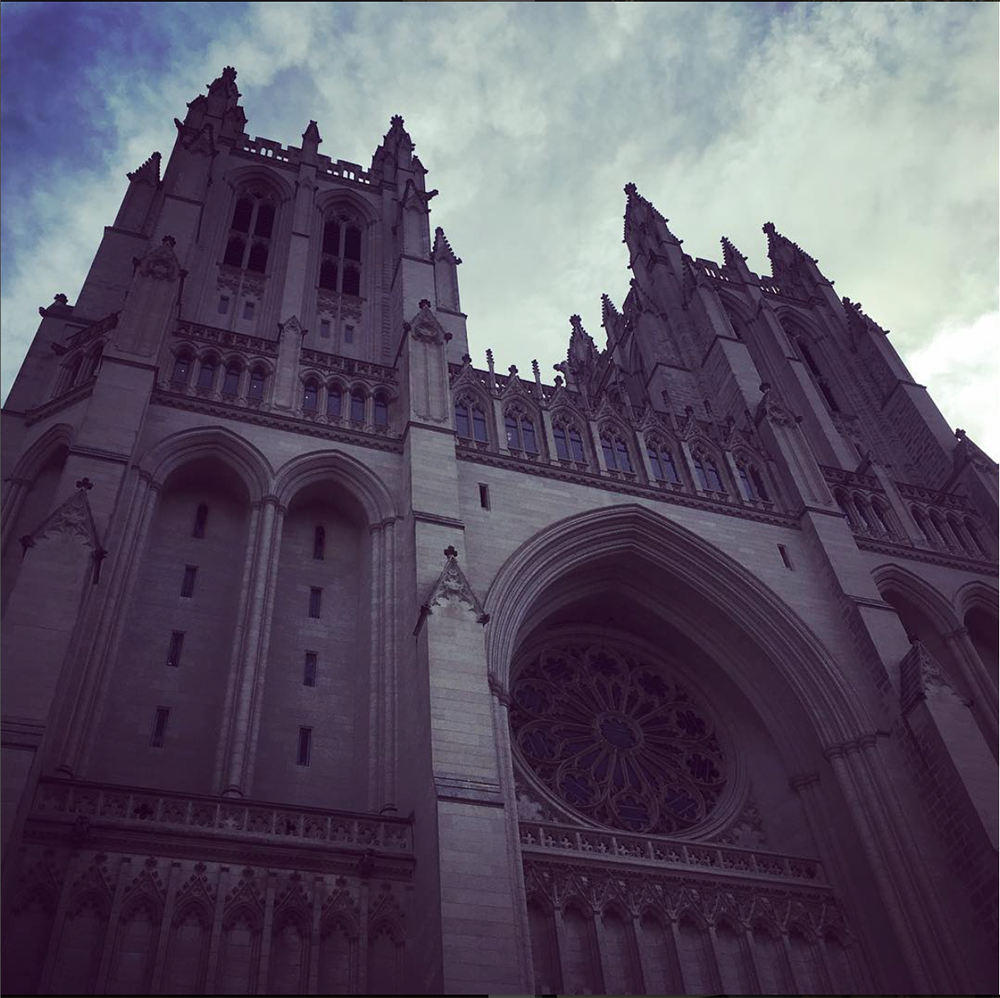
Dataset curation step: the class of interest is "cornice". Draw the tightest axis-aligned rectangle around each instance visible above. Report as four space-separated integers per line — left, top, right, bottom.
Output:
24 383 94 427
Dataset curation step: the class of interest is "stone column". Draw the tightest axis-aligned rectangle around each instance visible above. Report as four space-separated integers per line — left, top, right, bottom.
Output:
219 497 285 797
945 626 999 722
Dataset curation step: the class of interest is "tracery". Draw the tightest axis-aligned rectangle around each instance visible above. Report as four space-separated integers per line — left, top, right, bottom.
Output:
510 642 726 835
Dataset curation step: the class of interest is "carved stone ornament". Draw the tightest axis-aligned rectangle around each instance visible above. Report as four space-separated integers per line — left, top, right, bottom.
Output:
279 315 305 340
899 637 958 714
136 236 182 283
31 487 102 550
422 546 488 623
409 301 451 345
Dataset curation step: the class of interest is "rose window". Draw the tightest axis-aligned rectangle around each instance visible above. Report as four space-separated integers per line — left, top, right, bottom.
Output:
510 643 726 834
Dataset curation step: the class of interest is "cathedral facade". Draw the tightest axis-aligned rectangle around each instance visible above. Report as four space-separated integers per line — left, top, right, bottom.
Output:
1 67 997 995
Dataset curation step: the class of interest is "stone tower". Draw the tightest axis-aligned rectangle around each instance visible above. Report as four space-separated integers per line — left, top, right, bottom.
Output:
1 67 996 995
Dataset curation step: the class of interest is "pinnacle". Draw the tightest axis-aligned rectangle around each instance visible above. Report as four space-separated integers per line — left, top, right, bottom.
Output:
302 120 322 143
432 226 462 265
720 235 746 267
127 151 161 184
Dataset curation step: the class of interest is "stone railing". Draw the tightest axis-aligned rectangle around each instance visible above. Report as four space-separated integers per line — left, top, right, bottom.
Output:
175 319 279 359
32 778 413 854
519 820 826 886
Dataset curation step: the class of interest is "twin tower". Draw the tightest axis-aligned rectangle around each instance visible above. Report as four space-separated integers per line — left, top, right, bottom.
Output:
1 66 996 995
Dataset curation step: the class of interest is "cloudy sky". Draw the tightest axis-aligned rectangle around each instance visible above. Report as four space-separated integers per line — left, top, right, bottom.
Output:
2 2 998 455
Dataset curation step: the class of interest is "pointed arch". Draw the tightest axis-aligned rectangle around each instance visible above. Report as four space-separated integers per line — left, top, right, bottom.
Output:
871 564 960 634
485 504 875 751
137 425 273 503
274 448 397 525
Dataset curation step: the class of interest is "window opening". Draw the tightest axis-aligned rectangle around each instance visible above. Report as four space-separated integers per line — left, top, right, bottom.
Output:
303 652 317 688
197 357 217 390
319 213 363 297
171 353 192 385
479 483 491 510
297 727 312 766
351 391 365 422
778 544 793 570
222 364 240 396
320 319 331 339
150 707 170 748
248 368 266 400
344 324 355 344
243 301 255 320
308 587 322 618
303 382 318 412
314 526 325 561
225 189 275 272
218 296 230 315
180 566 198 598
166 631 185 668
193 503 209 539
374 395 389 427
326 385 342 417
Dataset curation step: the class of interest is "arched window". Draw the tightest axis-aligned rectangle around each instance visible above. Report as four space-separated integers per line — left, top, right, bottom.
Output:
193 503 209 539
853 494 875 532
314 526 325 561
319 210 363 296
693 451 725 492
964 518 987 556
505 411 538 454
303 381 319 412
225 188 276 272
911 506 933 545
248 367 266 401
350 390 366 423
948 515 972 554
871 498 894 537
171 352 193 386
647 442 682 484
196 356 218 390
222 363 241 396
455 399 488 443
374 393 389 427
326 384 342 418
835 490 856 527
929 510 952 550
554 421 587 463
601 432 634 473
87 343 104 379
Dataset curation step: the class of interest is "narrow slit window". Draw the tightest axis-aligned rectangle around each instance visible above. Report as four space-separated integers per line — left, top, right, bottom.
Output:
344 324 355 344
554 426 570 461
303 652 317 688
374 395 389 427
166 631 185 668
297 727 312 766
197 358 217 390
243 300 255 320
303 382 318 412
222 364 240 396
180 565 198 598
217 295 230 315
479 483 491 510
150 707 170 748
472 406 488 443
778 544 793 570
320 319 331 339
193 503 208 538
351 391 365 422
308 587 322 619
314 526 325 561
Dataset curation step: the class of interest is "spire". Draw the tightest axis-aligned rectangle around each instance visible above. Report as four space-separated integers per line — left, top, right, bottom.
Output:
623 181 680 256
720 235 746 268
372 113 414 179
127 151 161 185
761 221 827 294
432 226 462 265
601 293 620 325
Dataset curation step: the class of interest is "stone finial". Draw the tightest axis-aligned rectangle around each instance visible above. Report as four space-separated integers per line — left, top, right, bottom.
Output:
508 365 518 377
390 114 404 128
76 478 94 491
161 235 176 248
302 120 322 144
54 293 69 306
444 545 458 559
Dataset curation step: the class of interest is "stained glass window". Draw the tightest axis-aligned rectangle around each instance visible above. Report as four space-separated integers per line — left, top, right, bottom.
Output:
510 643 726 834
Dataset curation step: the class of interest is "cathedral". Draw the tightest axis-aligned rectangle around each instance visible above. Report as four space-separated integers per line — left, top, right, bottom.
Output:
1 66 997 996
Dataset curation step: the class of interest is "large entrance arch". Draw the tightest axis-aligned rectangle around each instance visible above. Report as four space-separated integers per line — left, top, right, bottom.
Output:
483 504 962 995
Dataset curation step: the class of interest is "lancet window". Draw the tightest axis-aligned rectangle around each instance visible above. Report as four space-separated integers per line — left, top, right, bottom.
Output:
319 210 363 296
647 439 682 484
171 352 193 386
600 429 634 473
553 418 587 463
248 367 267 401
224 188 276 274
692 449 726 493
455 398 489 443
736 459 771 502
505 408 539 454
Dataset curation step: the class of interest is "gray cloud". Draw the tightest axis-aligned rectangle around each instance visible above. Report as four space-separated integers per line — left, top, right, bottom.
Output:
3 2 996 455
